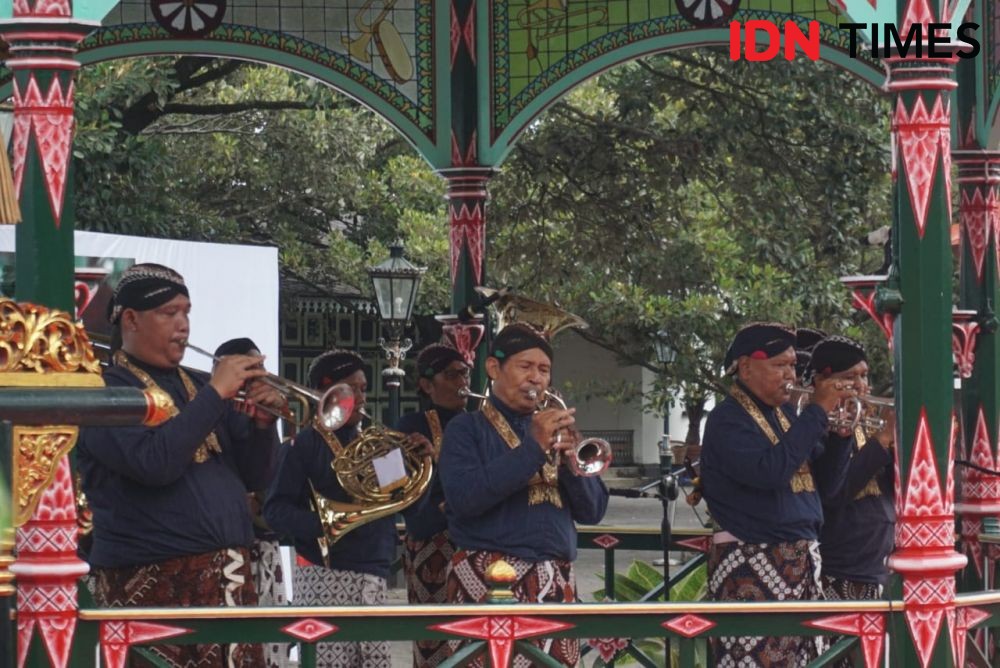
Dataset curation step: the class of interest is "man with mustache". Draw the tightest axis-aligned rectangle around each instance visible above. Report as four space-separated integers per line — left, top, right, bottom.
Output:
78 263 283 667
701 322 856 668
439 324 609 667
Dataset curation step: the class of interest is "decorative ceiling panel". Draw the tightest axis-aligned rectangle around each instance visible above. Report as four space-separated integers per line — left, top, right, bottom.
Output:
83 0 435 138
492 0 880 142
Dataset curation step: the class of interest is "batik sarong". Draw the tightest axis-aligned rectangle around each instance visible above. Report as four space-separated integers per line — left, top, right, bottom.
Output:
820 574 882 668
404 530 455 668
250 539 292 667
707 539 823 668
291 559 391 668
89 547 263 668
447 549 579 667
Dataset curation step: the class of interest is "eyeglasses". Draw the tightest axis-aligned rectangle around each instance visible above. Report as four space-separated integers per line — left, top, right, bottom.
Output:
441 369 472 380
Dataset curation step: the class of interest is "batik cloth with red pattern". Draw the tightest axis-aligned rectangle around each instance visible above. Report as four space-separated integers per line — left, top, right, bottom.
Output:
708 539 824 668
820 574 881 668
447 549 579 667
404 529 456 668
89 547 263 668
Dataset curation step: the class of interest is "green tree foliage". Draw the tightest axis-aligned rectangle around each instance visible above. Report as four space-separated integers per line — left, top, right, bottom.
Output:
489 51 893 436
72 57 452 311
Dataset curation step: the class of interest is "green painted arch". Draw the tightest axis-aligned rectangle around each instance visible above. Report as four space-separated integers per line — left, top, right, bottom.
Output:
75 23 451 167
483 22 885 167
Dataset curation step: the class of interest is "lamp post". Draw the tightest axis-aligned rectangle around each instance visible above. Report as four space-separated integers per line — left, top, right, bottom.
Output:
651 330 679 606
367 241 425 427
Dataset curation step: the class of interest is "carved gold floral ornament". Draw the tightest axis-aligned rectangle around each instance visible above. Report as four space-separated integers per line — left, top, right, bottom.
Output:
13 426 78 526
0 297 102 386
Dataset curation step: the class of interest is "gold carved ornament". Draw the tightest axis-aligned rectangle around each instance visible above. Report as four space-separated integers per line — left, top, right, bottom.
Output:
0 297 102 386
13 425 78 526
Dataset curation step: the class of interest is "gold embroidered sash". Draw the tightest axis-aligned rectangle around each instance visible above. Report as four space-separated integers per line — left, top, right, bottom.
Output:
426 410 443 461
481 400 562 508
730 384 815 493
113 350 221 463
851 427 884 500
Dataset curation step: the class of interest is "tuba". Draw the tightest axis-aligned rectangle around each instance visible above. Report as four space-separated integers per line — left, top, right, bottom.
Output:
475 286 588 339
311 412 433 557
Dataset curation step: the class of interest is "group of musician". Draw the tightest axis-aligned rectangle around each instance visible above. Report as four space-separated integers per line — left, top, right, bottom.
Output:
76 263 610 668
74 264 895 668
701 322 895 668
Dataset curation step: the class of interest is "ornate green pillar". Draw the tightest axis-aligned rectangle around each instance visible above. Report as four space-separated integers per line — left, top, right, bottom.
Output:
1 6 91 310
0 4 93 667
436 0 493 387
953 148 1000 594
882 6 968 666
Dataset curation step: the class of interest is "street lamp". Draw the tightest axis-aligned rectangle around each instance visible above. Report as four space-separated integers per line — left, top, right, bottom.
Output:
650 329 679 606
367 241 425 426
652 330 678 366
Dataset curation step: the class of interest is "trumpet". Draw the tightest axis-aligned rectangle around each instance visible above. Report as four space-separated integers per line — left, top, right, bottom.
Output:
529 388 612 476
458 387 488 401
182 342 356 432
785 383 894 432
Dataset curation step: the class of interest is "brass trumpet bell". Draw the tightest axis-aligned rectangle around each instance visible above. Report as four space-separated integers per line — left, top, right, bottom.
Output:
785 383 894 433
475 287 588 339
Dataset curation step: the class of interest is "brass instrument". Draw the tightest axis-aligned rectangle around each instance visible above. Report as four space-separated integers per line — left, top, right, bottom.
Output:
475 286 588 339
182 342 355 431
529 388 612 476
458 387 487 401
311 410 433 554
785 383 894 432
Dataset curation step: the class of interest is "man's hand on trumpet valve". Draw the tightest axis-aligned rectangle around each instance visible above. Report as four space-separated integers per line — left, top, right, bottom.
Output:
530 405 576 451
242 378 288 428
873 408 896 451
810 375 860 435
209 353 269 400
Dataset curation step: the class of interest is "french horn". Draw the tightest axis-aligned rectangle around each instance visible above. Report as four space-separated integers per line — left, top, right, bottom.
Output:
311 411 433 555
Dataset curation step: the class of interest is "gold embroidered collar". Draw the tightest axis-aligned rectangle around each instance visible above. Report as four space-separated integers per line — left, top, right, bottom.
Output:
730 383 814 494
113 350 220 463
481 399 562 508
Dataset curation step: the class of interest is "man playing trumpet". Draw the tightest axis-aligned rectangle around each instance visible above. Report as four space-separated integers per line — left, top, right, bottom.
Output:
701 322 856 667
439 324 609 667
78 263 283 668
810 336 896 601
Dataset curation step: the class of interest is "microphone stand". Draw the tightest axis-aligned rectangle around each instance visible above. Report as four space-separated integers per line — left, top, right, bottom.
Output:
659 439 679 668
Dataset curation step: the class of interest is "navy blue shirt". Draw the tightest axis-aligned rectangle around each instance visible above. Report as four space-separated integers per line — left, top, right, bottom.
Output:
816 435 895 585
396 405 461 541
701 382 848 543
77 356 278 568
439 396 609 562
263 424 397 578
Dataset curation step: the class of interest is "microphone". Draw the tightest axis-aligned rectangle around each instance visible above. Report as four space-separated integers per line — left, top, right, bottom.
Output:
458 287 510 322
